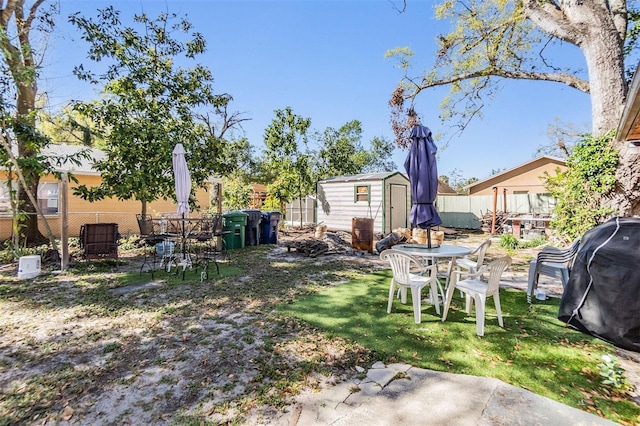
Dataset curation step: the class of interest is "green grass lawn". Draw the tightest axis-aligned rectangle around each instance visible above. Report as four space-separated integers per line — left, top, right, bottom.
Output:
278 270 640 425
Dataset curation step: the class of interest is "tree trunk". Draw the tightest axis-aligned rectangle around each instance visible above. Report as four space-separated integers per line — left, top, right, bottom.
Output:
581 29 640 217
527 2 636 218
582 34 627 136
579 23 640 217
16 82 47 245
606 144 640 216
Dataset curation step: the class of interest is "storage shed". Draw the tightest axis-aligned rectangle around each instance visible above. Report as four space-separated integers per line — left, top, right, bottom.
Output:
316 172 410 235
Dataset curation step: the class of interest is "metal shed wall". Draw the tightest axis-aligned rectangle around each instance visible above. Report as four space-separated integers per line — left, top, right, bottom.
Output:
315 172 410 235
316 178 384 233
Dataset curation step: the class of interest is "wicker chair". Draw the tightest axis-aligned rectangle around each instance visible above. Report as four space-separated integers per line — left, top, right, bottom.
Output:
79 223 120 263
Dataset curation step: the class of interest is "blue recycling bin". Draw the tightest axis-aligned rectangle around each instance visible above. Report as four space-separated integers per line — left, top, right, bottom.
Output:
260 211 282 244
241 209 262 246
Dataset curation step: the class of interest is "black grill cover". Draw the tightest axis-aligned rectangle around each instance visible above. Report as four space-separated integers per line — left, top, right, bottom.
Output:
558 217 640 352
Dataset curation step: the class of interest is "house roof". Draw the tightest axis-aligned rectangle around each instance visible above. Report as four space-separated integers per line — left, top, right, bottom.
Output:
251 183 267 194
464 155 567 190
437 180 458 194
617 60 640 143
41 143 106 175
4 143 222 183
318 171 407 183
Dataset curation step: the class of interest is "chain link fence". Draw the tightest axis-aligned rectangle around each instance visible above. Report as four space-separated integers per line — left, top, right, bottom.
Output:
0 212 142 241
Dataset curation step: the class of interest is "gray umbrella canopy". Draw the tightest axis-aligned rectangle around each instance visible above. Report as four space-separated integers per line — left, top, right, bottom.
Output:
172 143 191 217
404 125 442 230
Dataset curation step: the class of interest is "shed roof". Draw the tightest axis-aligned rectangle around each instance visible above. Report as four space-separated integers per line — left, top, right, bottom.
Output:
319 171 458 195
318 171 407 183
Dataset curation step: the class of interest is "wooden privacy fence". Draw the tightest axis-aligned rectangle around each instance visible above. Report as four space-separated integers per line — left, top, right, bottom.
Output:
436 194 556 229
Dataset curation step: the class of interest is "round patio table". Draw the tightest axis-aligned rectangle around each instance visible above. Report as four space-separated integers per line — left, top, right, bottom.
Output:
394 244 472 317
394 243 471 259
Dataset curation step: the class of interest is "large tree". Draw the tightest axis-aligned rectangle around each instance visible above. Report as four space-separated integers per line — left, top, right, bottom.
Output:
0 0 58 245
262 107 313 215
314 120 397 177
389 1 640 216
70 7 244 217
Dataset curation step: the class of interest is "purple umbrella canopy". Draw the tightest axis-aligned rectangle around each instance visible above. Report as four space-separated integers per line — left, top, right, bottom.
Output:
404 125 442 231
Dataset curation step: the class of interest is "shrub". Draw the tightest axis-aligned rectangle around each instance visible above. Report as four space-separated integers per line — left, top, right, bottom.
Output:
518 235 547 248
499 234 519 249
544 132 617 241
597 354 632 394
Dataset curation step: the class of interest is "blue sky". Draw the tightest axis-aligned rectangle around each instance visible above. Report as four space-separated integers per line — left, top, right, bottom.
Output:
42 0 593 181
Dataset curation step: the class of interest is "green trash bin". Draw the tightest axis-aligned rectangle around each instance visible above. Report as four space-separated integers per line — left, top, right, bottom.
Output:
222 211 249 250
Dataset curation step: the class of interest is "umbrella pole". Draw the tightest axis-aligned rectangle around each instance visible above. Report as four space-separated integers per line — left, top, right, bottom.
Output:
427 226 432 248
182 213 187 262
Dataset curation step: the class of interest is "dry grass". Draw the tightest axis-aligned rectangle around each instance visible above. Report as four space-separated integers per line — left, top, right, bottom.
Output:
0 229 637 425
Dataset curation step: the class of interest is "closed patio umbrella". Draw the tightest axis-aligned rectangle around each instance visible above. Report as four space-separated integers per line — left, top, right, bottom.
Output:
173 143 191 217
404 125 442 247
172 143 191 261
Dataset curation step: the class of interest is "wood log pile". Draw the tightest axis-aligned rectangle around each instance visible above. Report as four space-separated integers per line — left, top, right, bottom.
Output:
480 210 508 233
283 231 352 257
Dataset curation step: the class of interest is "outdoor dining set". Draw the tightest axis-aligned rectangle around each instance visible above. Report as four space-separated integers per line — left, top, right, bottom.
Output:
379 123 578 336
380 238 511 337
379 236 579 336
136 213 229 281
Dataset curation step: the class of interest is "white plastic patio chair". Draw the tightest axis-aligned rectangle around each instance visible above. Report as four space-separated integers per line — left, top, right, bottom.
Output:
453 237 492 297
527 238 580 303
443 256 512 336
455 237 492 274
380 249 442 323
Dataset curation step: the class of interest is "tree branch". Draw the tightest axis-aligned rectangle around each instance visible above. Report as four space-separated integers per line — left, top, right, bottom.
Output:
609 0 629 39
388 0 407 13
523 0 584 44
26 0 46 28
407 67 589 100
196 103 251 140
0 0 18 27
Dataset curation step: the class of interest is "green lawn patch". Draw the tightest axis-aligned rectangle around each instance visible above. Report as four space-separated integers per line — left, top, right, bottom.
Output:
278 270 640 424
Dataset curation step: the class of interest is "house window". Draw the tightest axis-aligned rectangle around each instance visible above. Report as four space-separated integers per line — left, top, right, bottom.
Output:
354 185 370 203
37 182 59 214
0 182 10 212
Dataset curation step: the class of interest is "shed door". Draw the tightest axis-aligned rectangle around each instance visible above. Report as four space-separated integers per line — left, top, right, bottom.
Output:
389 184 408 231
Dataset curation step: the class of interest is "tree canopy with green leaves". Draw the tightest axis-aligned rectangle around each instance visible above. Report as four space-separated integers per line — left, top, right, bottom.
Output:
389 1 640 216
257 110 397 215
314 120 397 178
69 7 243 216
261 107 313 211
